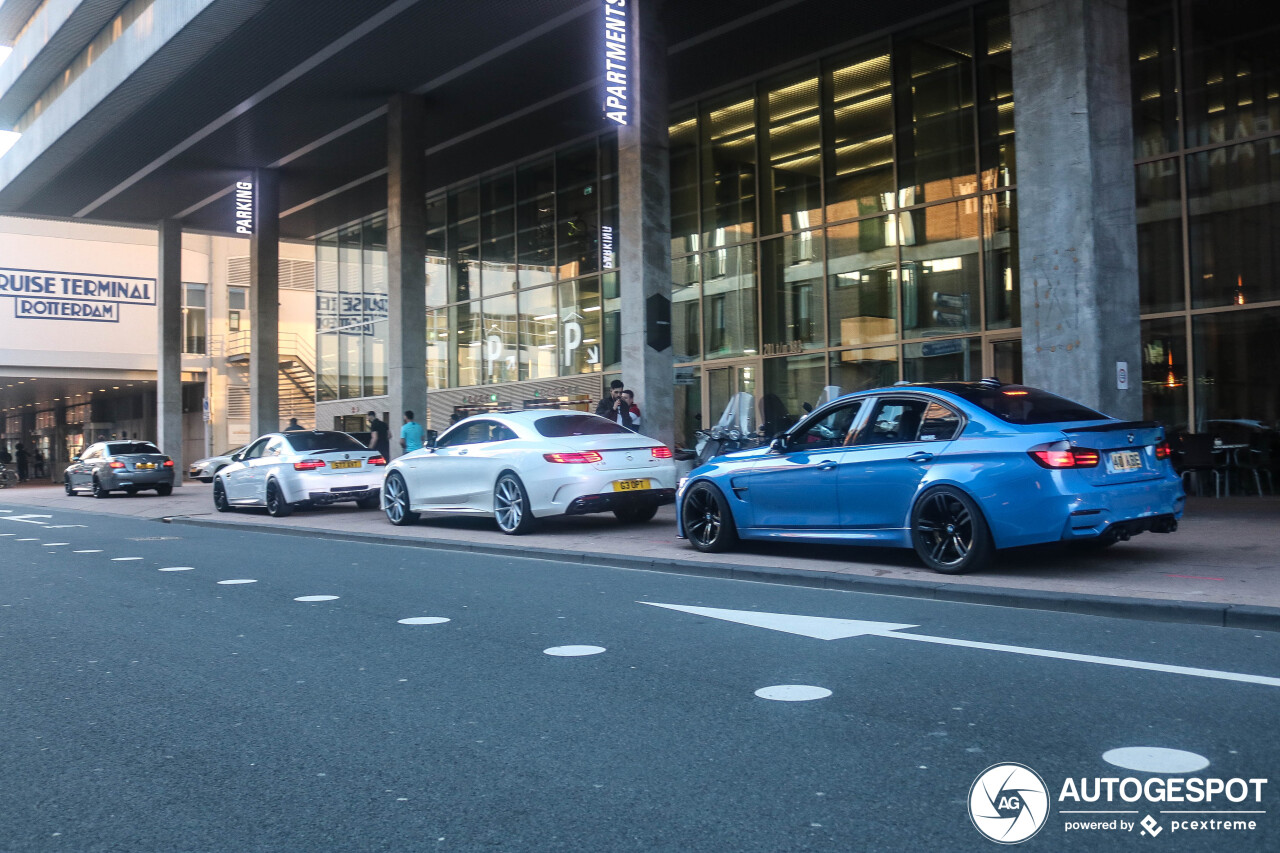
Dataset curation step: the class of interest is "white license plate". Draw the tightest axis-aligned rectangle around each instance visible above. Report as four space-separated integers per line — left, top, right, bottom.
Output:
331 460 362 470
612 479 651 492
1110 450 1142 472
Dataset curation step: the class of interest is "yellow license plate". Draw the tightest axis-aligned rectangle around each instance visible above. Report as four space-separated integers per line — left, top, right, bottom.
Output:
331 460 362 469
136 463 155 469
612 479 650 492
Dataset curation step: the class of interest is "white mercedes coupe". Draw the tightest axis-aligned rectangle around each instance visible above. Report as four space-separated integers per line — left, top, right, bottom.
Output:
381 410 677 533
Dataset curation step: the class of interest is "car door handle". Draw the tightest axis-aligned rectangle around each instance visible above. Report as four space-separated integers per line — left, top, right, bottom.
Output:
907 451 934 463
458 450 468 455
817 460 837 470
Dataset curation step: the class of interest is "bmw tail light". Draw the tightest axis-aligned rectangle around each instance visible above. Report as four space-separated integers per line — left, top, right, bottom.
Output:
293 459 326 471
651 446 673 459
543 451 604 464
108 460 126 469
368 456 387 466
1029 441 1100 469
162 459 174 468
1155 440 1172 460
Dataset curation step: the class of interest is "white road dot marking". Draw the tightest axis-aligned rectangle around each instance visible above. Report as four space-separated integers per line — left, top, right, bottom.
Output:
294 595 339 602
398 617 450 625
1102 747 1209 774
543 645 606 657
159 567 195 572
42 543 70 546
16 538 38 541
111 557 142 562
73 550 102 553
0 532 16 536
754 685 832 702
217 579 258 585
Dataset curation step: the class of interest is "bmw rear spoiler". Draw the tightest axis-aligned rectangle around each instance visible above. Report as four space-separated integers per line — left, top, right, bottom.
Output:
1060 420 1161 433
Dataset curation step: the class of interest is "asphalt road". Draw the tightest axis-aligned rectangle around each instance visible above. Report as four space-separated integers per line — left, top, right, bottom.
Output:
2 502 1278 852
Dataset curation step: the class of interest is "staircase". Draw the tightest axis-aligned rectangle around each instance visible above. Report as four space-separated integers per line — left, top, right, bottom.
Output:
222 332 317 428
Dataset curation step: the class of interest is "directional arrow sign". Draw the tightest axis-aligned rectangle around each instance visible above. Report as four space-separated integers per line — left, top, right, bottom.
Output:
1 514 52 525
586 344 600 365
641 602 1280 688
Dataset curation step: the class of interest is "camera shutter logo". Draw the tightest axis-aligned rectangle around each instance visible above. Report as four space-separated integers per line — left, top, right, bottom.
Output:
969 763 1050 844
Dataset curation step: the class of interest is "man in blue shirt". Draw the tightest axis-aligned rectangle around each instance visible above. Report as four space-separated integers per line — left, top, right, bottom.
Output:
400 410 425 454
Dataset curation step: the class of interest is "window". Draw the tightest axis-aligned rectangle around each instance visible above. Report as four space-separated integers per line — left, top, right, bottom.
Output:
107 442 163 455
788 401 862 450
919 401 962 441
947 385 1107 424
535 414 630 438
183 283 206 354
228 287 247 332
854 398 931 445
284 432 367 453
437 419 507 447
243 438 270 460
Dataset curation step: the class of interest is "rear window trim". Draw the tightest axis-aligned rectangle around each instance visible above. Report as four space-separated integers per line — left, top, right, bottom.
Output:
284 431 368 453
534 413 633 438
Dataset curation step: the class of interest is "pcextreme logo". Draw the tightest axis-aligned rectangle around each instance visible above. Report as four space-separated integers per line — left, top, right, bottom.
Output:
968 761 1270 844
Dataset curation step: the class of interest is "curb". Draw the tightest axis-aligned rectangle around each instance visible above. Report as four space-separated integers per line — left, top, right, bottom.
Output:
162 515 1280 633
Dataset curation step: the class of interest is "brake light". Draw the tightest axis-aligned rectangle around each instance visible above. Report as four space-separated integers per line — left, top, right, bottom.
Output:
293 459 326 471
368 456 387 466
1028 441 1100 469
1155 440 1171 460
651 446 673 459
108 461 126 469
162 460 174 468
543 451 604 464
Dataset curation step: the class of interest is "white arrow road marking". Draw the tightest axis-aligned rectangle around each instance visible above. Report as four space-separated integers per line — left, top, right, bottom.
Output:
641 602 1280 688
44 524 88 529
1 514 52 524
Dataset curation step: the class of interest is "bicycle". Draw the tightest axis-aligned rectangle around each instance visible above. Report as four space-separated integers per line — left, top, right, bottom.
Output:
0 466 17 488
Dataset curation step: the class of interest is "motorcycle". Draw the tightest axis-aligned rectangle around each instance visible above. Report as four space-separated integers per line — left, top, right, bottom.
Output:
692 391 766 466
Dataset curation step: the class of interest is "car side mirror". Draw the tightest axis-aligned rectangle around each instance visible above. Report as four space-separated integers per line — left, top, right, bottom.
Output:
230 451 244 462
425 430 438 448
769 436 787 453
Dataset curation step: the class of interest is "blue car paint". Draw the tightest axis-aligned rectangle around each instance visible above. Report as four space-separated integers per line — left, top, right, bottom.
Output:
676 385 1185 553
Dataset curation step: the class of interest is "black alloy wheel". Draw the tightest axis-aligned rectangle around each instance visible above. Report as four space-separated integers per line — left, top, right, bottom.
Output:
64 477 74 495
910 486 993 574
91 477 109 499
383 473 419 526
265 480 294 518
681 482 738 553
156 484 173 497
493 473 536 535
213 479 231 513
614 504 659 524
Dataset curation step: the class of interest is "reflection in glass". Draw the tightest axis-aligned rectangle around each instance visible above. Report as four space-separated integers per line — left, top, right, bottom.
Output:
559 276 602 376
1192 307 1280 430
672 254 702 362
895 16 977 205
702 244 757 359
983 191 1019 328
670 109 700 255
976 8 1014 187
825 42 894 222
520 285 558 381
991 338 1022 384
702 91 757 248
451 302 482 388
761 353 827 436
761 231 824 350
762 71 822 236
829 345 899 393
1187 141 1280 308
426 309 448 390
364 319 388 398
449 215 478 303
517 158 556 281
1135 159 1184 313
602 272 621 372
482 293 518 385
1129 0 1178 158
557 143 600 279
1141 318 1187 429
1182 0 1280 149
901 202 981 336
903 337 980 382
481 173 517 298
827 218 897 346
674 367 702 450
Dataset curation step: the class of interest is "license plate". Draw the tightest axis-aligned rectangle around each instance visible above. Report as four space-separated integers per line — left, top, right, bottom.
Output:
136 463 155 469
331 460 362 470
1110 450 1142 472
612 479 650 492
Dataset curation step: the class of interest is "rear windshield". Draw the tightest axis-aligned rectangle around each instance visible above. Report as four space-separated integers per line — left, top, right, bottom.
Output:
534 414 631 438
107 442 162 455
285 432 367 453
951 386 1108 425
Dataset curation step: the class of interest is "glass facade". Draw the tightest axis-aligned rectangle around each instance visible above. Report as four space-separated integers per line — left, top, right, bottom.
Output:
1131 0 1280 432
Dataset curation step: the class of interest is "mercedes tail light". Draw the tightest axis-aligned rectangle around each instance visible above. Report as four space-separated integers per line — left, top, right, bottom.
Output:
543 451 604 464
368 456 387 466
1028 441 1100 469
650 446 673 459
293 459 326 471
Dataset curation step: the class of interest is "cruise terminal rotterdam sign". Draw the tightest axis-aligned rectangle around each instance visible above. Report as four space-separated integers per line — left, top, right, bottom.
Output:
0 267 156 323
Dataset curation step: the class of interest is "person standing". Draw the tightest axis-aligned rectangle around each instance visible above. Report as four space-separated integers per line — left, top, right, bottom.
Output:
623 390 642 432
595 380 624 417
400 410 425 453
284 418 304 431
33 450 45 479
606 393 638 432
367 410 390 460
15 443 29 482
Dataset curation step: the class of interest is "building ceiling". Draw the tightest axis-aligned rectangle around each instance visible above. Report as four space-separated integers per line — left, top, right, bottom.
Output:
0 0 954 241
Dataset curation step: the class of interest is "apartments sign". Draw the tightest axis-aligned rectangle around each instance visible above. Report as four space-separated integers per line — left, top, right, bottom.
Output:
603 0 630 125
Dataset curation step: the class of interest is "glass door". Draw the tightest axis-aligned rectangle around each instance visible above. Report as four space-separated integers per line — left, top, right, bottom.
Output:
705 361 760 435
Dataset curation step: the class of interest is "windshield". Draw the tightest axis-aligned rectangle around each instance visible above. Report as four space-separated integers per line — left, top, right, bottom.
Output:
107 442 162 455
285 432 368 453
950 386 1108 424
535 414 631 437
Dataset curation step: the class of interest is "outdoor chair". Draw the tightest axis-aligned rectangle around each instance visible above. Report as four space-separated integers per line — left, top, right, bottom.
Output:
1175 433 1227 498
1235 435 1275 496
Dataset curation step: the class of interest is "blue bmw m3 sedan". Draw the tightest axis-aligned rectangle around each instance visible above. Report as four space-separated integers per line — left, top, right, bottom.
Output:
675 381 1185 574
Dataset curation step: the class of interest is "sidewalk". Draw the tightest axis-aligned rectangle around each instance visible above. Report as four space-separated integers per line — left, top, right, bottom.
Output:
3 481 1278 630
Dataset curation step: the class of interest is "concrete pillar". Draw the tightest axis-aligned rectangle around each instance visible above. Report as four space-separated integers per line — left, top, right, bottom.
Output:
618 0 674 447
387 94 427 457
157 219 184 485
1011 0 1142 418
250 168 280 437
